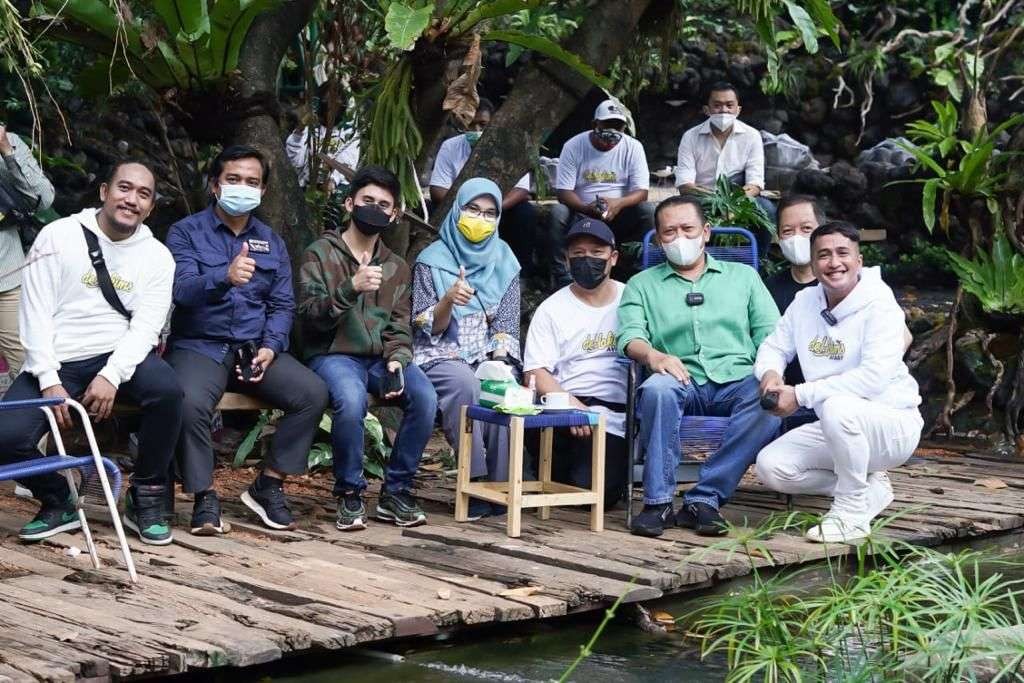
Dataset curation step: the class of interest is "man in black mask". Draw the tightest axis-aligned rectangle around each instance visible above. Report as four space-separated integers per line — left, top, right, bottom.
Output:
523 218 628 507
547 100 654 286
298 165 437 532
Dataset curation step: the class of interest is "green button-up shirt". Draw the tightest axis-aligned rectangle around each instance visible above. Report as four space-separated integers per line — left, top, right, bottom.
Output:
617 255 780 385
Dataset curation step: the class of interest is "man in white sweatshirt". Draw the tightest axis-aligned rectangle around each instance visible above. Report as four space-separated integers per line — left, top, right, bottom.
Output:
754 220 923 543
0 160 183 545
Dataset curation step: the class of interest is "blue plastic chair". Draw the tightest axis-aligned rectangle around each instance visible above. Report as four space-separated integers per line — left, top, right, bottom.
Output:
0 397 138 582
624 227 759 525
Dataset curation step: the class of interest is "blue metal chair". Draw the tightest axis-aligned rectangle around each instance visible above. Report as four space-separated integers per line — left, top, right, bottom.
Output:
624 227 759 525
0 397 138 582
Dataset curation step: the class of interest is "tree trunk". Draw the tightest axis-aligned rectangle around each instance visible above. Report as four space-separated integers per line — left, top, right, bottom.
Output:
234 0 318 272
421 0 666 256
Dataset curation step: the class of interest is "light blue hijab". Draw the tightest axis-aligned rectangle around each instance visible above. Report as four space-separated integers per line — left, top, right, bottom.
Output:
417 177 520 319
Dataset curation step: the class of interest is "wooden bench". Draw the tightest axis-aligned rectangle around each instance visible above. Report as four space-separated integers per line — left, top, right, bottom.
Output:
215 392 381 412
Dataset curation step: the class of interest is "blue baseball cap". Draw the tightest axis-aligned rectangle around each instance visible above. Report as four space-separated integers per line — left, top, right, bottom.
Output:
566 217 616 247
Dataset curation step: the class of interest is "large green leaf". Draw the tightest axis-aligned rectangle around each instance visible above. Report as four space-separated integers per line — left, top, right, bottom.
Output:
215 0 281 77
452 0 544 36
482 29 610 89
233 410 270 467
895 140 947 177
802 0 839 47
783 1 818 54
921 178 939 233
384 1 434 51
40 0 141 49
155 38 192 89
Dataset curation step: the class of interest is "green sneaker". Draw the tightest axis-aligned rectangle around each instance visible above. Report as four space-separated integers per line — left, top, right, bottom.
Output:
19 497 81 541
336 491 367 531
123 484 173 545
376 489 427 527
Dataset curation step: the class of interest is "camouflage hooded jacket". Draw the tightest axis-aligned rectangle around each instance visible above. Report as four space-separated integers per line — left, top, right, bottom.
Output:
297 229 413 366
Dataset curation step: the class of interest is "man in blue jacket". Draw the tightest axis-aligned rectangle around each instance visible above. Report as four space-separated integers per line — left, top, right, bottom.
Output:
166 145 328 535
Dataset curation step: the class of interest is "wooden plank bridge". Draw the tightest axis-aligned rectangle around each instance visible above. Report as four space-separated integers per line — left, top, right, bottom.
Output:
0 446 1022 681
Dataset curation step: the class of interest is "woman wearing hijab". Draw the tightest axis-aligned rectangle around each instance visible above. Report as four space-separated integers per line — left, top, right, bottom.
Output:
413 178 521 519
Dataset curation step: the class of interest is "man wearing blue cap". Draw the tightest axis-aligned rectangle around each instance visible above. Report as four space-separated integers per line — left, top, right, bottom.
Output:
524 218 628 506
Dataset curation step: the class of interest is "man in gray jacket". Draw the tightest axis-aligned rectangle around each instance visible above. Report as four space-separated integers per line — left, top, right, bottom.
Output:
0 124 55 378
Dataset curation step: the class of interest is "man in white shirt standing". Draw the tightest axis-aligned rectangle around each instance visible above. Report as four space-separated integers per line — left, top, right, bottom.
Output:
428 98 539 276
524 218 627 506
548 100 653 285
0 160 183 545
754 220 923 543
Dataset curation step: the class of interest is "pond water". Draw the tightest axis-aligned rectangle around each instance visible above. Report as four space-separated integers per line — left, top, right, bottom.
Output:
192 537 1024 683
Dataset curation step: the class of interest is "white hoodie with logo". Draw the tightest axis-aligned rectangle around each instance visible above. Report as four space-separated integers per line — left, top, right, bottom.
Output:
20 208 175 390
754 267 920 412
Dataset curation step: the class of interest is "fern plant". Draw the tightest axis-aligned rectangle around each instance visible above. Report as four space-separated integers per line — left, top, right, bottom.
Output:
946 231 1024 316
34 0 281 95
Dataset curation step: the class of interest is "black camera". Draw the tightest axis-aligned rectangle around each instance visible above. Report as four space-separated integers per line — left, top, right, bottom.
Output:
686 292 705 306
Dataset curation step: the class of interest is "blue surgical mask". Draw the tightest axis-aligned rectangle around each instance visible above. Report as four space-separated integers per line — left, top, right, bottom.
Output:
464 131 482 146
217 184 262 216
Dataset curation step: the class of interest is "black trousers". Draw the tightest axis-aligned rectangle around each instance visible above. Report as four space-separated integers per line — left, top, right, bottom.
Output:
0 351 183 502
526 427 628 508
166 348 329 493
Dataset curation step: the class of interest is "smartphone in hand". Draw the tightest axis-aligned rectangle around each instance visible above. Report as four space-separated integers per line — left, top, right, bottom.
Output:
235 342 258 382
380 365 405 398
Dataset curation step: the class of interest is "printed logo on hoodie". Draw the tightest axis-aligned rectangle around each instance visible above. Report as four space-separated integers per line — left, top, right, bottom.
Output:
808 335 845 361
81 269 134 292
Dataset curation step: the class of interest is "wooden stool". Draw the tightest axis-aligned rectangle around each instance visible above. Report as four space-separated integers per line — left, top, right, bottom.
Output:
455 405 605 538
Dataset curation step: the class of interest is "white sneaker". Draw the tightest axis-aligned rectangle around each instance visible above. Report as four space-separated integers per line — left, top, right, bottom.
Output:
865 472 894 521
805 513 871 543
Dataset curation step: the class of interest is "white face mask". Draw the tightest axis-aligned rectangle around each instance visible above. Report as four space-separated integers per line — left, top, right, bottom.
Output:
663 234 704 267
709 112 736 131
779 235 811 266
217 184 262 217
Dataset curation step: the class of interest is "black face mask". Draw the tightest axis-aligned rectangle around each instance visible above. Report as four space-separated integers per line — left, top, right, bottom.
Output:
352 204 391 236
569 256 609 290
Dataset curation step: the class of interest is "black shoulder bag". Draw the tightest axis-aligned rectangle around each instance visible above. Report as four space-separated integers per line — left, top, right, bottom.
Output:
81 224 132 320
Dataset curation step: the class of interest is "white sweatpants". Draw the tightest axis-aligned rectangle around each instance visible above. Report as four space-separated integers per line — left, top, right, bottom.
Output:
756 394 923 504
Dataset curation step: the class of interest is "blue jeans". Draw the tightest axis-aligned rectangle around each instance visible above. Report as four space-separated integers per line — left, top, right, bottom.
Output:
637 373 780 507
309 354 438 496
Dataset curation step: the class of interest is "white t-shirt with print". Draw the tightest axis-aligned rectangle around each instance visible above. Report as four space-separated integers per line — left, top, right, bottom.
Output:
430 134 531 192
554 131 650 205
524 282 627 437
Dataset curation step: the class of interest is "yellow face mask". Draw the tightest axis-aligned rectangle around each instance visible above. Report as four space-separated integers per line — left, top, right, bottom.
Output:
457 213 496 243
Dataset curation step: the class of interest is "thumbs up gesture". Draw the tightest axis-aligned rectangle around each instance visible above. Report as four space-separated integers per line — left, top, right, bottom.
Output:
351 251 384 293
227 242 256 286
444 265 475 306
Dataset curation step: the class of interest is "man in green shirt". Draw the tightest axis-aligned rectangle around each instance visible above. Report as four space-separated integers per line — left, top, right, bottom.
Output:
618 195 781 537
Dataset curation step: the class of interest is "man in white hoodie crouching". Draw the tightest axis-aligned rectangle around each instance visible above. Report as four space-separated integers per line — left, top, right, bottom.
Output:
753 220 922 543
0 160 183 545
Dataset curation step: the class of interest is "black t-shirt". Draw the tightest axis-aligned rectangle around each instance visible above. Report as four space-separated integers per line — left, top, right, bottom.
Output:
764 269 817 385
